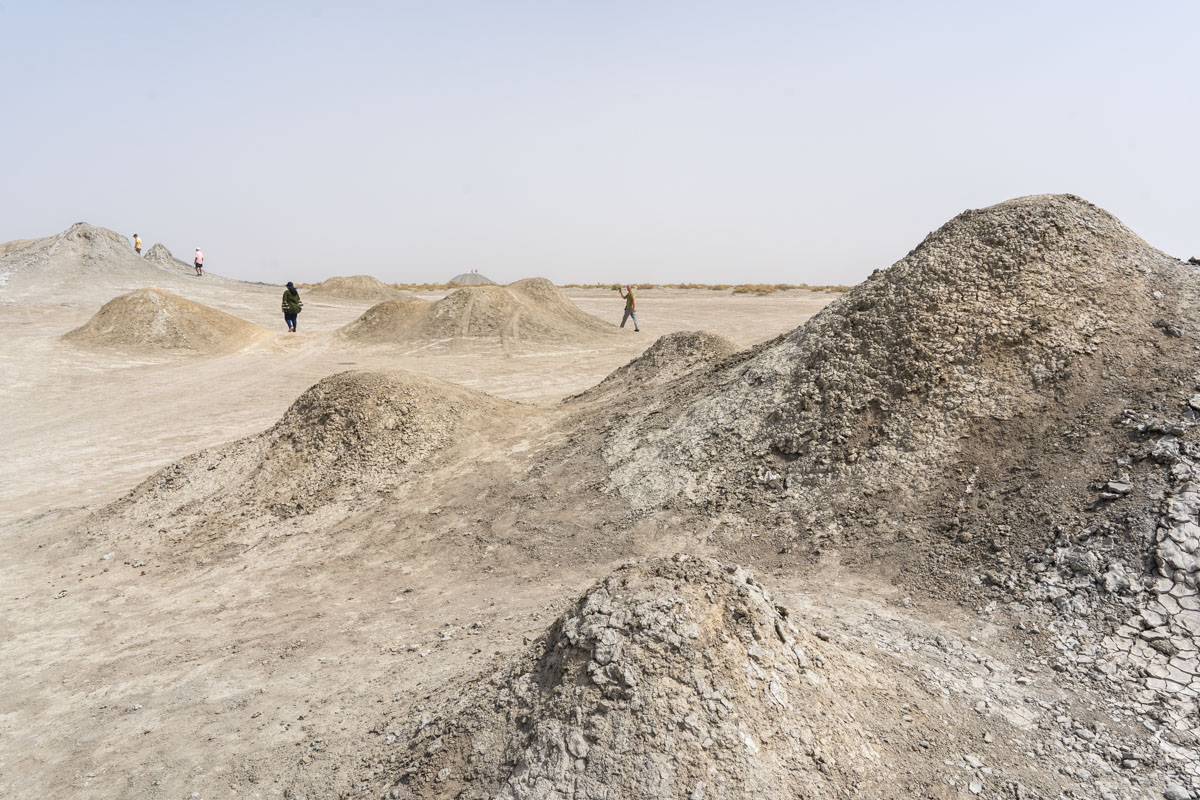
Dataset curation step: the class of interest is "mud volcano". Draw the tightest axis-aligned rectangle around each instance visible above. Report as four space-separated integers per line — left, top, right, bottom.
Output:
603 194 1200 531
568 330 739 404
353 556 1054 800
0 222 239 301
62 288 264 353
448 271 495 285
306 275 408 303
339 278 615 346
143 243 193 273
89 370 519 537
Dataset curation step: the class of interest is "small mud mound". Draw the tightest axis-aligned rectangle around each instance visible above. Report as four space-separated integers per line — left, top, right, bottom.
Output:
339 278 615 346
142 243 193 273
62 288 264 353
351 556 1066 800
568 330 739 403
307 275 408 303
448 272 494 285
336 297 432 341
89 370 518 537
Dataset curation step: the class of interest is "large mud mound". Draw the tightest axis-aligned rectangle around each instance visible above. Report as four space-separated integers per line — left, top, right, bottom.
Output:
307 275 409 303
568 330 739 403
62 288 264 352
605 194 1200 520
0 222 237 301
448 271 494 285
339 277 615 346
352 556 1067 799
89 370 518 535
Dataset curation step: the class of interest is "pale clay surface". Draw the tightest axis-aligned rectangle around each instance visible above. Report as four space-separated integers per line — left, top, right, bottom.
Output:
6 198 1200 800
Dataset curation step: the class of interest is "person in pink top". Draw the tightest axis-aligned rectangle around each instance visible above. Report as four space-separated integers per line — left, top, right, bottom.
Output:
194 249 204 276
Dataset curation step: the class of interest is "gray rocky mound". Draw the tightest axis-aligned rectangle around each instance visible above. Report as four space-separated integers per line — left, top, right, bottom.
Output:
62 287 264 353
88 370 518 542
339 278 615 346
350 555 1069 800
0 222 238 302
448 272 495 285
567 330 739 404
143 243 193 273
602 194 1200 524
307 275 409 303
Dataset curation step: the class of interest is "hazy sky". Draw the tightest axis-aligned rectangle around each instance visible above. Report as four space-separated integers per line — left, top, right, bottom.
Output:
1 1 1197 285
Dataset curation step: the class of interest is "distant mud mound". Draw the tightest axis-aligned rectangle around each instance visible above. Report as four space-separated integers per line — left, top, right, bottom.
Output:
353 556 1047 799
569 330 739 403
306 275 408 303
448 272 494 285
339 277 615 346
142 243 192 273
90 370 518 537
62 288 263 353
0 222 239 301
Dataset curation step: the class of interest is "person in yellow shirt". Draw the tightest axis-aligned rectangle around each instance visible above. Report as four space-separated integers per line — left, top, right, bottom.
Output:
618 284 640 331
132 234 141 255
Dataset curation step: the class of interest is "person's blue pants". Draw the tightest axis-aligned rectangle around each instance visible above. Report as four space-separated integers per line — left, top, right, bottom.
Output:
621 309 639 330
284 312 298 331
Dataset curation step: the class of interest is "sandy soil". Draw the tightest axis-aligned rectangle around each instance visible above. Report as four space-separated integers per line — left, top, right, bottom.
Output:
0 282 834 799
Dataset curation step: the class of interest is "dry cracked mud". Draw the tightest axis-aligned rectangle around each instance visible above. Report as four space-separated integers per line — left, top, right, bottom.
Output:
4 195 1200 800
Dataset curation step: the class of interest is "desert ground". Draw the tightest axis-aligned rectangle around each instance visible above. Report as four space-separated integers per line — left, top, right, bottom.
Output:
4 198 1200 800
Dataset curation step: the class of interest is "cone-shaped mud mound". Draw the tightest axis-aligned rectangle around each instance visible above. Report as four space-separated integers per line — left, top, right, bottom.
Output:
339 278 615 347
569 330 739 403
605 195 1200 522
62 288 264 353
143 243 193 273
335 297 431 341
352 556 1061 799
448 272 495 285
89 370 520 537
307 275 409 303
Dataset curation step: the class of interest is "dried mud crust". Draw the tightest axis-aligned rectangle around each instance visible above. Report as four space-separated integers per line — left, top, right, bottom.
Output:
84 369 523 547
347 556 1106 800
61 287 265 353
338 278 617 347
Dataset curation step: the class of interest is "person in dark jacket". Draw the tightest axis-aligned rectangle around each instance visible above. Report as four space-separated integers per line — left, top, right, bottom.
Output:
282 282 303 332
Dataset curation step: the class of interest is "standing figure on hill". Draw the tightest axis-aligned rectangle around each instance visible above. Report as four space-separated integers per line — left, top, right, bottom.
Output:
618 284 640 332
194 249 204 276
282 282 303 332
132 234 141 255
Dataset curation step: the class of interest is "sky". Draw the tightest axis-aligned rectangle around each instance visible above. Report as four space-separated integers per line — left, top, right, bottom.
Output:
1 1 1197 285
